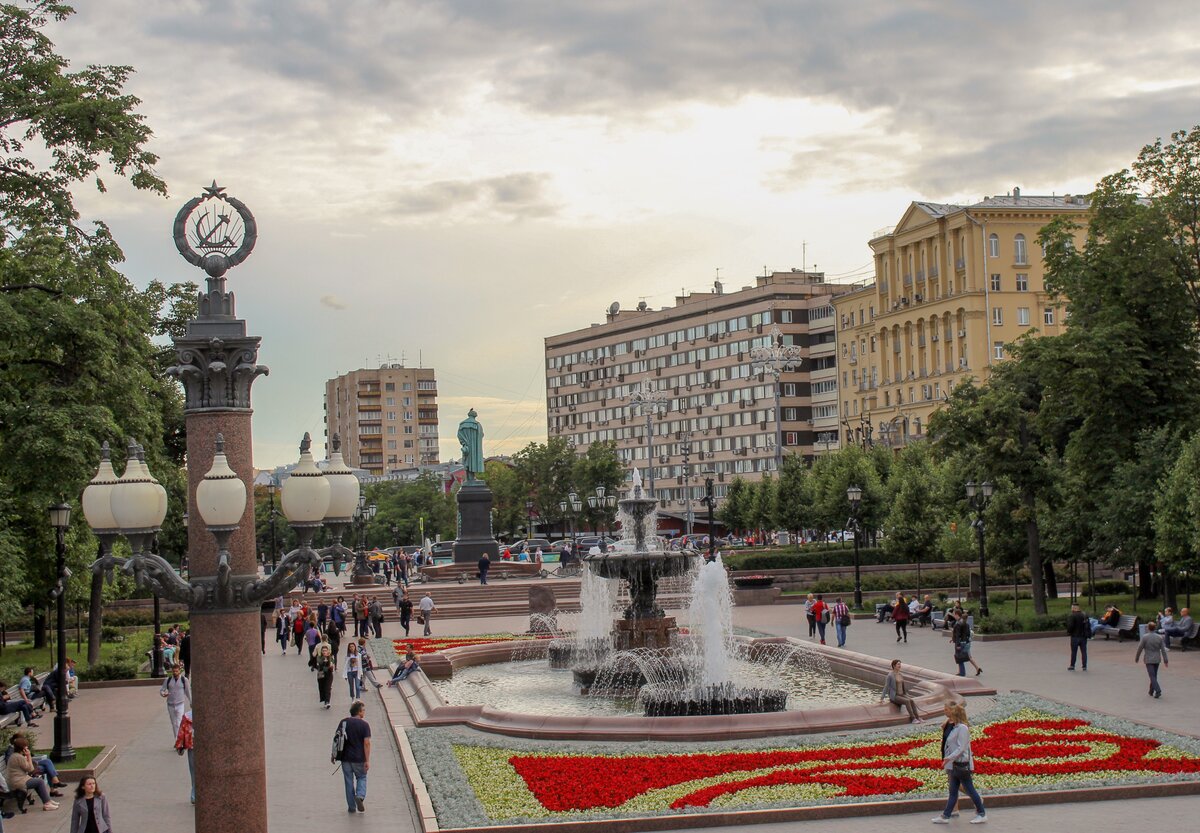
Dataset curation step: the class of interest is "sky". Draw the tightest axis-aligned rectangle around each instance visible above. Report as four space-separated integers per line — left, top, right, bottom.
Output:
52 0 1200 468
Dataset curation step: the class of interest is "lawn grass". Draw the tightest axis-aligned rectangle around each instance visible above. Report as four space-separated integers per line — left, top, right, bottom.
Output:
33 744 104 770
0 630 154 683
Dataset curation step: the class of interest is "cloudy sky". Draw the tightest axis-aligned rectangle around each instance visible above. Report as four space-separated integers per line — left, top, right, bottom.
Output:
55 1 1200 468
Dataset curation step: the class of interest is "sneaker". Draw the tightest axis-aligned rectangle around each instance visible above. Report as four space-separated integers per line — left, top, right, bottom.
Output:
1154 691 1162 699
1068 666 1075 671
970 815 988 824
912 718 924 724
43 802 59 811
932 816 952 824
355 797 365 812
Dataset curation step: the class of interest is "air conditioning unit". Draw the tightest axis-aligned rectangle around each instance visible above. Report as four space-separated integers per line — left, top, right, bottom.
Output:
914 293 923 302
660 455 669 464
958 329 967 338
932 333 940 342
922 385 932 399
672 342 678 351
634 349 642 358
806 419 814 425
959 357 969 368
759 421 767 430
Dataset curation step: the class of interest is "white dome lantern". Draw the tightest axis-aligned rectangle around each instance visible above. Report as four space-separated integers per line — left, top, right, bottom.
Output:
110 439 161 531
82 441 120 531
140 444 169 529
321 433 359 522
281 433 331 524
196 434 247 528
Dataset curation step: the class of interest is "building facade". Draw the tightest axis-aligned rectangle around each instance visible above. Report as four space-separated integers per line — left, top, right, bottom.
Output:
833 191 1089 446
544 271 853 517
324 364 439 475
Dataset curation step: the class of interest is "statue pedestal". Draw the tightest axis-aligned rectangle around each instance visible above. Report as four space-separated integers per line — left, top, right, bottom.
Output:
453 480 499 564
613 616 678 651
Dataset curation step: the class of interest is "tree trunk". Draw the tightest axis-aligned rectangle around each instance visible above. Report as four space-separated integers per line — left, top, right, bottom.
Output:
1023 488 1048 614
1138 561 1156 599
87 569 104 666
1042 560 1059 600
32 608 47 649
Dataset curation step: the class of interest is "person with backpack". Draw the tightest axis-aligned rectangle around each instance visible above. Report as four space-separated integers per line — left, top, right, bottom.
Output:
159 663 191 743
831 597 851 648
332 701 371 814
810 594 829 645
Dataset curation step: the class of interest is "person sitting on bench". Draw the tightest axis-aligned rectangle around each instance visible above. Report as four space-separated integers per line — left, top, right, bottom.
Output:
1162 608 1194 648
0 682 37 727
1092 605 1123 637
914 595 934 626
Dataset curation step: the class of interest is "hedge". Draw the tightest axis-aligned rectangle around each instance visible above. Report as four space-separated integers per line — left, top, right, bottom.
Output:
725 547 907 571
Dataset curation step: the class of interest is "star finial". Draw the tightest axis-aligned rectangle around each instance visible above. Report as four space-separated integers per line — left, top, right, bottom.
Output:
203 180 226 200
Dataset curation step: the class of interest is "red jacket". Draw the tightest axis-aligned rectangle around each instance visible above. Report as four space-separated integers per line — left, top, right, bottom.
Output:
811 600 828 621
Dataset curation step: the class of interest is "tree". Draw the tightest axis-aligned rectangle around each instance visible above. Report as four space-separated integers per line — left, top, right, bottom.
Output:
749 475 777 538
775 455 812 539
718 477 752 534
1153 433 1200 608
483 460 525 540
883 443 945 566
512 437 577 536
808 445 887 537
572 441 624 535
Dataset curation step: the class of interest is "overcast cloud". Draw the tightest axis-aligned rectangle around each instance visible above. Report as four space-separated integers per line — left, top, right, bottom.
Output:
47 1 1200 466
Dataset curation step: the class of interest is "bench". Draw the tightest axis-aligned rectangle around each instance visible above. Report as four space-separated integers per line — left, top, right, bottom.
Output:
0 673 49 730
1094 614 1139 641
874 603 892 622
931 610 946 630
1172 620 1199 651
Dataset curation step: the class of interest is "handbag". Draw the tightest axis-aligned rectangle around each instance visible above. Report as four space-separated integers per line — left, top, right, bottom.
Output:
951 760 971 777
953 643 970 664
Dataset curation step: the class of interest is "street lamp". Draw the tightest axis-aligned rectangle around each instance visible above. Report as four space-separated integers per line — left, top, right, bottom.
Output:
587 486 617 542
701 469 717 562
266 475 279 571
559 492 583 554
750 325 803 473
46 502 74 762
846 485 864 608
625 378 670 501
965 480 995 617
349 491 378 585
525 499 535 541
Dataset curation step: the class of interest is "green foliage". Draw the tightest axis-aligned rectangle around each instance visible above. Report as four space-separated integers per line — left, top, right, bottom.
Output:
77 659 136 681
725 546 891 571
1154 432 1200 572
807 444 887 536
364 473 456 546
718 477 753 533
775 455 812 534
883 443 945 564
1082 580 1132 596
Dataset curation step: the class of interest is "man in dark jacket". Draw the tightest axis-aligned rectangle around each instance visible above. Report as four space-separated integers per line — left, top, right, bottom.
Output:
478 552 491 585
1067 603 1089 671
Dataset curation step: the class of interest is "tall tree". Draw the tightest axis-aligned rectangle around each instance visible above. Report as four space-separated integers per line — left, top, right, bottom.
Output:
718 477 752 535
883 442 945 566
775 455 813 540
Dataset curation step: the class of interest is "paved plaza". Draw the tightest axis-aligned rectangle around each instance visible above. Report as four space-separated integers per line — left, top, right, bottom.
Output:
15 589 1198 832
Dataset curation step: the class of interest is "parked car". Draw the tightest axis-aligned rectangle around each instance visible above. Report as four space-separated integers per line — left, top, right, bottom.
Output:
429 541 456 563
576 535 616 552
509 538 553 556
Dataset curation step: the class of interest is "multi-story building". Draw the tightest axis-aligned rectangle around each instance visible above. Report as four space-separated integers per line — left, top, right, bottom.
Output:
324 364 439 475
833 190 1089 446
544 271 854 520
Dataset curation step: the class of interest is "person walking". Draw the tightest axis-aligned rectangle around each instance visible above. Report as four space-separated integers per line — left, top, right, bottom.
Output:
932 701 987 824
1135 620 1169 698
1066 602 1089 671
275 611 290 656
804 593 817 638
368 597 384 639
810 594 829 645
174 710 195 804
478 552 491 585
335 701 372 813
892 592 910 643
397 588 413 637
344 642 363 700
305 619 321 659
355 595 370 639
952 615 982 676
357 637 384 689
881 659 922 723
832 597 851 648
159 663 191 742
314 644 335 709
419 591 437 636
69 775 112 832
324 616 342 667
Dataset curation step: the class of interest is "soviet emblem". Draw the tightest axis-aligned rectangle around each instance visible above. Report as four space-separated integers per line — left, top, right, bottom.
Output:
173 181 257 278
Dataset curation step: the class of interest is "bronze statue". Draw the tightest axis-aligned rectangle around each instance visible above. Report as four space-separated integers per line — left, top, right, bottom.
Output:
457 408 485 481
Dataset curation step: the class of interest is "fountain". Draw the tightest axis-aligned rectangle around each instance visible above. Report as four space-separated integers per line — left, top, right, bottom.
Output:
568 468 789 716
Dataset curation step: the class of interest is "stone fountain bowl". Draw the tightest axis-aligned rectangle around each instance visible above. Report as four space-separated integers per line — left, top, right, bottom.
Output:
582 549 697 580
638 681 789 717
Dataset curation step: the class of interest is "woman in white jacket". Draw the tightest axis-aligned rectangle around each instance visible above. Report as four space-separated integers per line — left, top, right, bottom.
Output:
932 701 987 824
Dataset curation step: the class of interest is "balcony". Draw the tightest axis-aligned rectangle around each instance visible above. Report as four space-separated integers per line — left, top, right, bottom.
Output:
916 269 925 281
903 274 913 286
929 266 939 277
955 258 966 271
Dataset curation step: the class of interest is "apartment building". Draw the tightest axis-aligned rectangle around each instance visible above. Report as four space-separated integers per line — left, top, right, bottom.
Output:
833 190 1089 446
544 271 853 515
324 364 440 475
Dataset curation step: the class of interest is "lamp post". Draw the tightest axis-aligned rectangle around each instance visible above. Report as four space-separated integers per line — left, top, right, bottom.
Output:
587 486 617 543
525 500 535 541
846 485 863 608
750 325 803 474
680 432 694 538
558 492 583 555
965 480 995 618
701 469 717 562
350 492 378 585
625 378 670 501
47 503 74 762
267 476 279 571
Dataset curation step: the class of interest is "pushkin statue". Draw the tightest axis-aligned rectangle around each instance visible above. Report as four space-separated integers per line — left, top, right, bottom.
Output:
457 408 485 481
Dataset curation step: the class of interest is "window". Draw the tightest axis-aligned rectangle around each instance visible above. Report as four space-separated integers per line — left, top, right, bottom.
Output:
992 307 1003 325
1014 234 1027 264
386 397 395 406
1044 308 1056 325
1016 274 1029 291
404 440 414 448
385 382 395 391
387 440 397 449
988 233 999 258
387 425 397 435
387 411 396 420
1017 307 1030 326
404 426 413 434
403 396 412 406
993 342 1005 360
990 273 1001 291
405 411 414 421
402 383 412 391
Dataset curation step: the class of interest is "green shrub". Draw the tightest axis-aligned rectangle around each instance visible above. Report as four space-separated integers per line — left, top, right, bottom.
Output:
78 660 137 681
100 625 124 642
101 608 189 628
1082 580 1131 596
726 547 905 571
0 726 36 751
1028 614 1069 632
988 591 1033 604
974 615 1023 635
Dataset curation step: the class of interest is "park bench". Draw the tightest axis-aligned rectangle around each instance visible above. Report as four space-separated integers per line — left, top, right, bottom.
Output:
874 603 892 623
0 673 49 730
0 766 36 815
1177 620 1199 652
1094 614 1139 641
931 610 946 630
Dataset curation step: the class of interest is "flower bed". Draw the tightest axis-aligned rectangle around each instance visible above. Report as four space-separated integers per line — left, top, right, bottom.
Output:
405 693 1200 828
732 575 775 588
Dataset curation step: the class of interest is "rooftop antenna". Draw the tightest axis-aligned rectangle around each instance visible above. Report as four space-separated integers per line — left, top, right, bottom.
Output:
803 241 807 273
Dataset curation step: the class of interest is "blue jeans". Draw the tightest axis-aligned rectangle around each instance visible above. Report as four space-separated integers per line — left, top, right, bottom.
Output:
346 671 361 699
1070 636 1088 669
834 622 847 647
941 769 985 818
33 755 58 782
341 761 367 810
187 748 195 802
1146 662 1162 696
816 621 827 642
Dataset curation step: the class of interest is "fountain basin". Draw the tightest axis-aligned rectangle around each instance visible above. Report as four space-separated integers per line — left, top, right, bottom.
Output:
387 636 996 741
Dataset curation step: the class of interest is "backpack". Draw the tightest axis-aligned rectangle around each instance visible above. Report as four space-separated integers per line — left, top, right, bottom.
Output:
331 719 348 763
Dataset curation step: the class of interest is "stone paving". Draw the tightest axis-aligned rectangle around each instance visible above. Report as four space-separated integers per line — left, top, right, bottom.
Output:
9 590 1197 832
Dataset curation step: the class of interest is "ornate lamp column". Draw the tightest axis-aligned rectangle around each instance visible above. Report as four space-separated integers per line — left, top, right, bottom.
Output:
625 379 670 501
750 325 803 473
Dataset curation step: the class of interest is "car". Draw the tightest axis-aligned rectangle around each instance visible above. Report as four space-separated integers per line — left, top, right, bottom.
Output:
576 535 616 552
508 538 553 555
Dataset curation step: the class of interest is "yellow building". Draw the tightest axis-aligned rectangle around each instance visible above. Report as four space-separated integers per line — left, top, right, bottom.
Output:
834 190 1089 446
